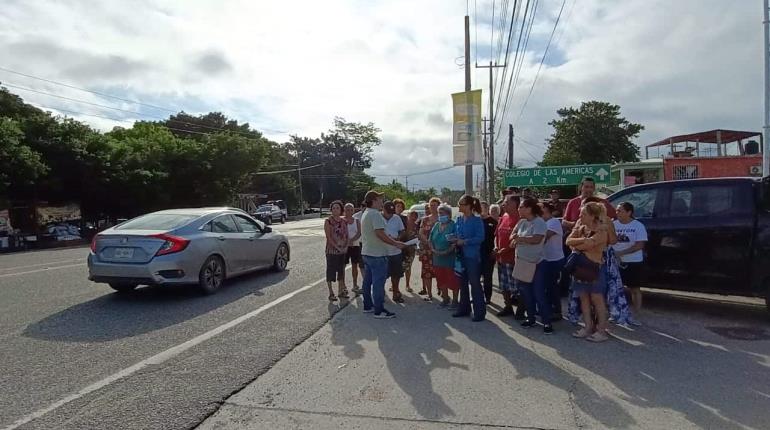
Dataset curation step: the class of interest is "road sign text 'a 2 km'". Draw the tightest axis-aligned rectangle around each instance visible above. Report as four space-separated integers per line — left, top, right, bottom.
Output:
503 164 611 187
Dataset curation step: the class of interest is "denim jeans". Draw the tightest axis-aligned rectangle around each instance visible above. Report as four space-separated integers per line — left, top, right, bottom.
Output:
543 258 565 315
515 261 549 324
362 255 388 313
458 256 486 320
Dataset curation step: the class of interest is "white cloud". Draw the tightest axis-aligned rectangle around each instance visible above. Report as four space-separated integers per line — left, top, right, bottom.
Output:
0 0 764 190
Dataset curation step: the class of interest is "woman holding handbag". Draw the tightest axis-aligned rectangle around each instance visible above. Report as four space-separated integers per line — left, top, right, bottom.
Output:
510 198 552 334
565 202 610 342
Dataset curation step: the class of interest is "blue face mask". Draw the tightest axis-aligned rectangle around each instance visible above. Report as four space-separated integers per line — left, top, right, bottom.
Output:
438 215 449 223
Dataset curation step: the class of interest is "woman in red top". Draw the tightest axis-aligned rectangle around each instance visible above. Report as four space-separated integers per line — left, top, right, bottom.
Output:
324 200 349 302
494 194 522 317
417 197 441 301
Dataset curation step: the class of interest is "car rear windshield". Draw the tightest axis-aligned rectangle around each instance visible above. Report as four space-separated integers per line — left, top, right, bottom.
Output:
116 213 198 230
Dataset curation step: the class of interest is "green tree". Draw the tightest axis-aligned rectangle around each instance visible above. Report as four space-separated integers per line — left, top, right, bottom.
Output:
541 101 643 166
0 118 48 193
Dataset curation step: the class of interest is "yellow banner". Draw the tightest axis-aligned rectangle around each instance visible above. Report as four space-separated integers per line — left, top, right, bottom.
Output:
452 89 483 166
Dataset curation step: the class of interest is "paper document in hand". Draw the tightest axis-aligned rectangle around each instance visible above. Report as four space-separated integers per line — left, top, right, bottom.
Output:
404 238 419 246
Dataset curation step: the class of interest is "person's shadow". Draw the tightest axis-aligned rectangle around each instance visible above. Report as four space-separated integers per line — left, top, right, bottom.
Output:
330 296 461 420
551 291 770 430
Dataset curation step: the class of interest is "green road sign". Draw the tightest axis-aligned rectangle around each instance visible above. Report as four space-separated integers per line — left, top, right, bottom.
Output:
503 164 611 187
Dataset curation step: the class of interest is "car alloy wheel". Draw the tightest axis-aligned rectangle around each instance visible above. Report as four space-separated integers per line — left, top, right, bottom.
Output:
274 243 289 271
200 256 225 294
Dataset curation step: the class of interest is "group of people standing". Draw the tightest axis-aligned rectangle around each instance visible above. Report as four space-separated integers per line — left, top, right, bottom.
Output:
324 178 648 341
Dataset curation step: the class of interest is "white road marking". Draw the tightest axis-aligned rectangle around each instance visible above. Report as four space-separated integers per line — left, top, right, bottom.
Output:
0 263 86 278
2 270 348 430
0 259 84 272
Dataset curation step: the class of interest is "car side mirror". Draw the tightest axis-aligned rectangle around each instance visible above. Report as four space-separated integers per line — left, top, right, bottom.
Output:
263 226 272 233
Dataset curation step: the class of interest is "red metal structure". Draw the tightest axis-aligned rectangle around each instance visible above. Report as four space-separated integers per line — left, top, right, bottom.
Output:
645 129 763 180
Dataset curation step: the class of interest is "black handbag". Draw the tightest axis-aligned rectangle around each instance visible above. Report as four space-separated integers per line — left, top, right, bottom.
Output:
564 251 601 283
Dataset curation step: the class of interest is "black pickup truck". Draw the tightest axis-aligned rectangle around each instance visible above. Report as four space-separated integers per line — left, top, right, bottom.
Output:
607 177 770 311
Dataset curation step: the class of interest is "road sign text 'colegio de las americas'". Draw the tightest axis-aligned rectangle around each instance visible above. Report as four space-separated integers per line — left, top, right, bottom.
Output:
503 164 611 187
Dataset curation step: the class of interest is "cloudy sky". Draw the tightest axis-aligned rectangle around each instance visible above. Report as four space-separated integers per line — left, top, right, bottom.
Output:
0 0 764 189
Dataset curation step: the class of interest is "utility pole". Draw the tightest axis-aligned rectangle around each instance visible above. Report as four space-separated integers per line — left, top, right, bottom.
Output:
476 61 506 198
482 117 492 201
508 124 514 169
764 0 770 176
296 151 304 215
464 15 473 195
481 132 488 199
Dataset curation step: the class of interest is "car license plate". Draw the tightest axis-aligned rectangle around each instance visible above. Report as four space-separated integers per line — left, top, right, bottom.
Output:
114 247 134 259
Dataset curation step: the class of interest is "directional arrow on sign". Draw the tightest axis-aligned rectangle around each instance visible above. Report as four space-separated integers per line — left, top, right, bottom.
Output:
596 168 609 181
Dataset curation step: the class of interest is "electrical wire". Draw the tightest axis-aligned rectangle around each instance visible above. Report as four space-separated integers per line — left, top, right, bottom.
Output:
0 67 288 134
514 0 566 127
1 81 283 139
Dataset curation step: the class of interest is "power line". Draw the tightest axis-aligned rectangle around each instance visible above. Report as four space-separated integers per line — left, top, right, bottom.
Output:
0 67 288 134
515 0 567 127
1 81 283 139
0 66 176 113
493 0 531 129
369 165 456 177
251 164 324 175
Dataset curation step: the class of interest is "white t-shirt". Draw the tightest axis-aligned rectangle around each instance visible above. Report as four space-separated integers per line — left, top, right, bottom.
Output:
613 219 648 263
384 214 404 256
543 217 564 262
514 217 547 263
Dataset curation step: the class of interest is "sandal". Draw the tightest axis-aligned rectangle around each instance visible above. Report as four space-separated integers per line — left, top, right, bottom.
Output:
406 287 414 293
423 296 433 302
572 328 592 338
338 291 350 299
587 332 609 343
329 294 338 302
417 289 427 296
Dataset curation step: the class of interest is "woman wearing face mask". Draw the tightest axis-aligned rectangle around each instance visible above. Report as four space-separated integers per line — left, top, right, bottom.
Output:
452 195 486 322
429 205 459 308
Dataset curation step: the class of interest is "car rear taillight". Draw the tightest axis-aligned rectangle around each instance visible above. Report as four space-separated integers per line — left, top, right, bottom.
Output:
90 235 99 253
151 234 190 256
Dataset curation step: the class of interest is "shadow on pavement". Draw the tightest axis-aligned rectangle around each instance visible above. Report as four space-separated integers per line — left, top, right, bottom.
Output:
22 269 289 342
330 295 460 421
550 291 770 430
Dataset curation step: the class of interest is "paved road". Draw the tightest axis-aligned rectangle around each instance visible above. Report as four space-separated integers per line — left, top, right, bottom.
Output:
0 218 335 430
199 279 770 430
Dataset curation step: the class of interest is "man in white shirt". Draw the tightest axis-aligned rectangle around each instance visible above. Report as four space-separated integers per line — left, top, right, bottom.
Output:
383 201 406 303
361 191 405 319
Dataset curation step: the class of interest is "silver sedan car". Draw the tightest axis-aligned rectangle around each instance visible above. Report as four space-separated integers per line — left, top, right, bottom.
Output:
88 208 290 294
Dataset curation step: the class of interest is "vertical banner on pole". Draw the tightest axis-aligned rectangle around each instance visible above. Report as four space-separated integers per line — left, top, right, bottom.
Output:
452 89 483 166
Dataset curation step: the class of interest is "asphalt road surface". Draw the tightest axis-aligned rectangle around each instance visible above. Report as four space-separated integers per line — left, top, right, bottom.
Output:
0 217 334 430
2 216 770 430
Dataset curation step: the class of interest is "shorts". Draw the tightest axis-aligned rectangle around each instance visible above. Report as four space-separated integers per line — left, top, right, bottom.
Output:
346 245 362 265
388 254 404 279
325 253 346 282
435 266 459 291
620 262 644 287
571 265 607 295
497 263 516 293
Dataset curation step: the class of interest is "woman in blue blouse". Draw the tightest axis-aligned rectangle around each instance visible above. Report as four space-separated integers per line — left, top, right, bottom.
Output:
452 195 487 322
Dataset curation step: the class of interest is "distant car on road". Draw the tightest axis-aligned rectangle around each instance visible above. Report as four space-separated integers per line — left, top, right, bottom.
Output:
252 204 285 225
88 208 290 294
268 200 288 218
408 203 427 218
607 176 770 311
